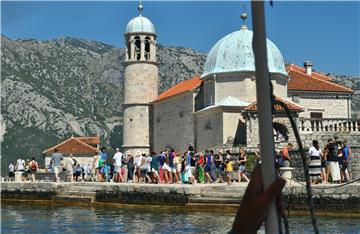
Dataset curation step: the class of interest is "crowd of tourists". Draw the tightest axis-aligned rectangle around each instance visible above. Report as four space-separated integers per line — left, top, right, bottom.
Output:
8 157 39 182
8 138 354 185
307 138 353 184
90 145 251 185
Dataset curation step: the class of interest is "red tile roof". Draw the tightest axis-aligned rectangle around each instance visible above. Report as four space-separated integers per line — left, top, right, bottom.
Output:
244 96 303 112
76 136 100 146
286 64 353 93
43 136 99 155
154 76 202 102
286 63 332 81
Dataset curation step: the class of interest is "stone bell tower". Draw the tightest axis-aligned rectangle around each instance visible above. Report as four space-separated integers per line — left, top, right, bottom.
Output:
122 2 158 155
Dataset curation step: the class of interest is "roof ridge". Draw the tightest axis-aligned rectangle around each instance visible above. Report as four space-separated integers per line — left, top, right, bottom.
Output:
72 138 98 151
154 76 202 102
291 69 353 92
42 137 74 154
42 137 98 154
286 63 332 81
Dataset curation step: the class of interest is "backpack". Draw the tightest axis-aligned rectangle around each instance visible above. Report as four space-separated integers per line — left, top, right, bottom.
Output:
31 161 38 171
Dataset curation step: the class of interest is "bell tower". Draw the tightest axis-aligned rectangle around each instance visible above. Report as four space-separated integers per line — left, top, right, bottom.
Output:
122 2 158 155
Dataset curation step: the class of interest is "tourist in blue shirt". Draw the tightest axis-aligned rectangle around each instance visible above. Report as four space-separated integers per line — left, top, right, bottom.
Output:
100 147 107 162
158 152 166 183
342 141 353 181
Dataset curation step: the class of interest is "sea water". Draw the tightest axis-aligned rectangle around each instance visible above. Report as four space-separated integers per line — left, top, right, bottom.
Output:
1 203 359 233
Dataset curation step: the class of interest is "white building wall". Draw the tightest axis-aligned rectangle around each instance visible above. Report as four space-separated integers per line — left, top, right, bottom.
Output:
222 112 246 145
153 92 195 153
288 92 350 118
195 108 223 152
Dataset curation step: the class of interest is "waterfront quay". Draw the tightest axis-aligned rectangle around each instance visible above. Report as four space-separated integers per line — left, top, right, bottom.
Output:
2 181 359 216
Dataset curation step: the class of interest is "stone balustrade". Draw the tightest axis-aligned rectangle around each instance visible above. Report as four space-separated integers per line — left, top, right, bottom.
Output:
299 118 360 133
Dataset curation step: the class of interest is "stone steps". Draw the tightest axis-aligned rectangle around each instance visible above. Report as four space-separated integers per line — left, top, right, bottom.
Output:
53 191 96 204
200 192 243 199
189 196 240 204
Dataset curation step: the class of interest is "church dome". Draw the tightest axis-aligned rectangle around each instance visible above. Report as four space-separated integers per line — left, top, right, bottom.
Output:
202 27 287 78
125 15 155 35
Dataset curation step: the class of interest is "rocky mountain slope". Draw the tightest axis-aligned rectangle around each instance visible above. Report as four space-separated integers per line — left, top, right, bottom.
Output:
1 35 359 175
1 35 206 173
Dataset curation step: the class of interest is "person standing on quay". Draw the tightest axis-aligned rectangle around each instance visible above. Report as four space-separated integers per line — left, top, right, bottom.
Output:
50 148 63 182
204 150 212 183
8 163 15 181
29 157 38 182
342 140 353 181
326 138 341 183
237 147 249 183
225 157 233 185
16 157 25 181
197 153 205 183
308 140 322 184
112 148 123 183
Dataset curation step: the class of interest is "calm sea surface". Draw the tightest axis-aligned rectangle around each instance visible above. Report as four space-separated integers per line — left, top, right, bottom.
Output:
1 203 359 233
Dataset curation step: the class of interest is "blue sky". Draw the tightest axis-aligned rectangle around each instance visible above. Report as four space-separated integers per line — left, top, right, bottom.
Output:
2 1 359 76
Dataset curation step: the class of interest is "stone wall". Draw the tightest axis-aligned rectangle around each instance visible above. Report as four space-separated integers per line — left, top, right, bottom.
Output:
300 131 360 149
288 92 351 119
2 181 359 213
153 92 195 153
246 115 298 148
223 111 246 145
123 62 158 155
195 108 223 152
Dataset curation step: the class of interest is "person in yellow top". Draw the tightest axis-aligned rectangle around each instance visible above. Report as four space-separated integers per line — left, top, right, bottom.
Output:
225 158 233 185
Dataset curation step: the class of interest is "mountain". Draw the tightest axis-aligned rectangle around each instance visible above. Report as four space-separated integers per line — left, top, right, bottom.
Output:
328 74 360 118
0 35 206 174
1 35 359 175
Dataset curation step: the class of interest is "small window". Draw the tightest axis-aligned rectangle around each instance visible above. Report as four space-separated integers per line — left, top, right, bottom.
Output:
292 95 300 103
179 111 184 118
310 112 322 119
204 120 212 130
130 118 133 122
156 116 160 123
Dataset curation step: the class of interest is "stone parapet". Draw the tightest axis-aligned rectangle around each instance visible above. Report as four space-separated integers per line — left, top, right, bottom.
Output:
1 182 359 213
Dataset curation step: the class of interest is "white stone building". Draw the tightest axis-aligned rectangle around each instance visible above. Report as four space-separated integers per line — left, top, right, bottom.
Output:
122 5 358 155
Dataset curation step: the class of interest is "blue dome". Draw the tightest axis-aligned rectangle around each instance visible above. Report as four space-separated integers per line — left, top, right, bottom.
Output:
202 27 287 78
125 15 155 34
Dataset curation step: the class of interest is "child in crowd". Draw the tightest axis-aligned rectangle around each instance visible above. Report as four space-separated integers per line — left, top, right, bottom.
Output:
225 157 233 185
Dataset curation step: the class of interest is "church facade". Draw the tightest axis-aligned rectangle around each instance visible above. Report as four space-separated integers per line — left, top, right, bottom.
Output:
122 5 357 155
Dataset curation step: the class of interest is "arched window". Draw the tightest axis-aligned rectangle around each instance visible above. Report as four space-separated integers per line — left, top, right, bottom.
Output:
134 36 141 60
145 37 151 60
273 122 289 142
127 41 131 60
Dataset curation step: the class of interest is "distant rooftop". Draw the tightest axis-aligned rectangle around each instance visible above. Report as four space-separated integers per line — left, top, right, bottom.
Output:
287 64 353 93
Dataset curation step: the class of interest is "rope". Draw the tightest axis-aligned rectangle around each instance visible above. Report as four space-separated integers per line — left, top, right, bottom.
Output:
273 98 319 234
298 177 360 189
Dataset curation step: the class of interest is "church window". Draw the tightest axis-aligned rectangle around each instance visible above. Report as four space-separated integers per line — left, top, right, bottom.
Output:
134 36 141 60
145 37 151 60
204 120 212 130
